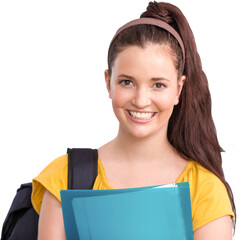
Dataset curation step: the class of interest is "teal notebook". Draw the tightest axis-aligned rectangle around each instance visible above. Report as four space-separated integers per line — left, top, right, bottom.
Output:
60 182 193 240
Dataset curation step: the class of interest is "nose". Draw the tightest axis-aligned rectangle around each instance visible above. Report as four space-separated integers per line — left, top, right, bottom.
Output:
131 87 151 109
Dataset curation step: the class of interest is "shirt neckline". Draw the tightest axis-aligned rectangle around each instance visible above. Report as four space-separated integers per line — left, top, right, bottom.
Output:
97 158 193 189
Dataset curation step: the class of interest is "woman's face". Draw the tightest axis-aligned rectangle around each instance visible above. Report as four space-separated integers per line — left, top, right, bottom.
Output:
105 43 186 139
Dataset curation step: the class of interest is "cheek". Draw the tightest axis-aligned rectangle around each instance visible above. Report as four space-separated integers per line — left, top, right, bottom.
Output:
111 88 130 108
153 92 178 111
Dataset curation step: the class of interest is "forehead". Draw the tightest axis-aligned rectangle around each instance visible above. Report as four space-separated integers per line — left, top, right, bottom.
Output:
112 44 178 80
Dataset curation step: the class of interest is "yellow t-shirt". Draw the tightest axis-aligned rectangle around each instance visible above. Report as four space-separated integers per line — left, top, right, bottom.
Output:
31 154 234 232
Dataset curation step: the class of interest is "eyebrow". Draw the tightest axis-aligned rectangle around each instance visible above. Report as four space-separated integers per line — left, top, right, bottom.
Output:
118 74 170 82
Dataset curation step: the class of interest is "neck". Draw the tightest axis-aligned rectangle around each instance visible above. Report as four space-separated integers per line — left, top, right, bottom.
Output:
110 127 176 165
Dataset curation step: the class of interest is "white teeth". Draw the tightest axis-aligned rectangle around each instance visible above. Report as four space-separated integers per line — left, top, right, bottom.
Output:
129 111 155 120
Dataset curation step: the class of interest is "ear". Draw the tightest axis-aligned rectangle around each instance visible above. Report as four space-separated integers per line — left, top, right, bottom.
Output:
104 69 112 99
174 75 186 105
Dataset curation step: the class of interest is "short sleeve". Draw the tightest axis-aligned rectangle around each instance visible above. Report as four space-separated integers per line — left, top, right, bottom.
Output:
191 169 234 231
31 154 68 215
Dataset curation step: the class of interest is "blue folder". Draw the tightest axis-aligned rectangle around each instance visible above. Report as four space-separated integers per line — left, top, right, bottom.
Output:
60 182 193 240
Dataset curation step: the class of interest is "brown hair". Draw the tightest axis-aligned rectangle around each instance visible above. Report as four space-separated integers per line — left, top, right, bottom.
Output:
107 1 236 228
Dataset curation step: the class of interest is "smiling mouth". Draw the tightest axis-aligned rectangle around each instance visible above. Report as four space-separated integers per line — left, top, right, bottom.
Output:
127 110 156 120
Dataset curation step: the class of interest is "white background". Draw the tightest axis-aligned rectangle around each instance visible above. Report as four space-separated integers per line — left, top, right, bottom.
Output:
0 0 245 238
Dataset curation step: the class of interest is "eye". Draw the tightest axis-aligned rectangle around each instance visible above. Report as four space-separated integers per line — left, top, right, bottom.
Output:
119 80 133 87
153 82 166 89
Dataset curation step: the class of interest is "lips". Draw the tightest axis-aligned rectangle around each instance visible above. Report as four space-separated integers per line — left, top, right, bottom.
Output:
128 110 155 120
126 110 157 123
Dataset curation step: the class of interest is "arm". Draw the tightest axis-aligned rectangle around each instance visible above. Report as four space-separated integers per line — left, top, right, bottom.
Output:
194 216 232 240
38 190 66 240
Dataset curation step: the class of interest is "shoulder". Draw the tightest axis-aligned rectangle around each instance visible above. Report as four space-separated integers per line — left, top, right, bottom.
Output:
178 160 226 190
31 154 68 214
33 154 68 190
36 154 68 179
178 160 229 204
178 160 234 231
185 161 229 204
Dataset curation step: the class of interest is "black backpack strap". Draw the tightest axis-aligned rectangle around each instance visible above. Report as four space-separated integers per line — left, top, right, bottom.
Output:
67 148 98 189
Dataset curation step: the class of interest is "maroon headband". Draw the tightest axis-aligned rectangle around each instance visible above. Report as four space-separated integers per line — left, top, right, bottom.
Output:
110 17 185 62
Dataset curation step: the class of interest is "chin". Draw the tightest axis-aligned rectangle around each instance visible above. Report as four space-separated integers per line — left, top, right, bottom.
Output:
116 112 169 140
122 125 160 140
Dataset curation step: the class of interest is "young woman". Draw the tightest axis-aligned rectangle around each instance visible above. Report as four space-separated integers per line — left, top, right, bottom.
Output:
32 1 236 239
